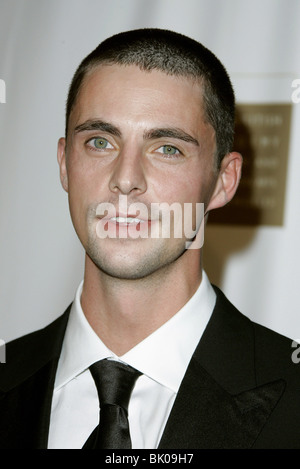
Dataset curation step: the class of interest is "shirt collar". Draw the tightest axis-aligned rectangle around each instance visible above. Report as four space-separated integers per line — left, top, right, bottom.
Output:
54 271 216 393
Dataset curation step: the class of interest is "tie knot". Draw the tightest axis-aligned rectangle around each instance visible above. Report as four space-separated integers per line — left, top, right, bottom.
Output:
90 359 141 412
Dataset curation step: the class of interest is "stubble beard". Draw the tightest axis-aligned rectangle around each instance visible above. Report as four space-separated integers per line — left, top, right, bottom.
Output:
85 232 188 282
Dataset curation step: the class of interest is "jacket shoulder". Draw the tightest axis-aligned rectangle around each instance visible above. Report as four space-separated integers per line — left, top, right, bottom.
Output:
199 285 300 391
251 318 299 383
0 307 71 391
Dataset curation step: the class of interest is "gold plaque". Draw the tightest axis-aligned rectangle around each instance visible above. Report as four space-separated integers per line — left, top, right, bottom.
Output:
209 103 292 226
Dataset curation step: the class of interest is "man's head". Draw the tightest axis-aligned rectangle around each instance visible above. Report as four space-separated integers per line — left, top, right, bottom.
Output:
58 29 242 281
65 28 235 169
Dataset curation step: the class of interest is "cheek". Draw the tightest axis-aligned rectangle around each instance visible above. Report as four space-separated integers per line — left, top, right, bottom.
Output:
185 162 218 206
154 171 206 205
67 155 105 205
67 168 88 210
66 163 95 233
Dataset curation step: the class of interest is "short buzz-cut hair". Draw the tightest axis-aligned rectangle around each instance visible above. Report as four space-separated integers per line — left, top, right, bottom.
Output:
65 28 235 168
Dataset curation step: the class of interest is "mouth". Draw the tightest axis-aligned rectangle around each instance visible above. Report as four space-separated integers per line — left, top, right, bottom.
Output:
109 216 148 226
96 212 155 240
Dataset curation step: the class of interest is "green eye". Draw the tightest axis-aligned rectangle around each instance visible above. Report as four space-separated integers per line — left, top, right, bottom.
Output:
93 137 109 149
161 145 179 155
86 137 114 152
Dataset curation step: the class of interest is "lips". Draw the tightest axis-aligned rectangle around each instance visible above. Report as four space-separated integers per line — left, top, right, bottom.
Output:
109 216 148 225
95 212 154 239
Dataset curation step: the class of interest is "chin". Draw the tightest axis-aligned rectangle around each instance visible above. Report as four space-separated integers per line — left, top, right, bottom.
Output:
87 240 188 282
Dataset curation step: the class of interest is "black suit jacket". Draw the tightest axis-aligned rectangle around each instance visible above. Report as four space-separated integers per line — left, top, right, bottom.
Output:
1 286 300 449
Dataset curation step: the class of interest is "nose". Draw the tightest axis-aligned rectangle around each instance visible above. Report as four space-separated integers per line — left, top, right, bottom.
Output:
109 147 147 196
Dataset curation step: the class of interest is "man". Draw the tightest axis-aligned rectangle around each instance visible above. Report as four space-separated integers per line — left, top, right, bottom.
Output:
0 28 299 449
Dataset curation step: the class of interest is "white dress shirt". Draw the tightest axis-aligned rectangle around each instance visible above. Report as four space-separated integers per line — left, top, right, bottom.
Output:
47 271 216 449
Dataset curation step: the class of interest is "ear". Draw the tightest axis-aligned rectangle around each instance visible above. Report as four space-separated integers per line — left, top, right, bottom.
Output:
57 137 68 192
206 152 242 212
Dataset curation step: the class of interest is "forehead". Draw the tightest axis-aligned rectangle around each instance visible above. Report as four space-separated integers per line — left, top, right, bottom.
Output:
70 64 208 132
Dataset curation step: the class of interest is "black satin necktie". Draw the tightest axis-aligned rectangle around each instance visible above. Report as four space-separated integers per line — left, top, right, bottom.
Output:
83 359 141 449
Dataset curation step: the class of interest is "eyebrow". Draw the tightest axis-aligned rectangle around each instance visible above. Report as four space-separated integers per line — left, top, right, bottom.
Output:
74 119 121 138
74 119 199 146
144 128 199 146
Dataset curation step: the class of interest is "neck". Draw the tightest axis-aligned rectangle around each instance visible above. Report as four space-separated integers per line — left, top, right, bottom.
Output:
80 252 202 355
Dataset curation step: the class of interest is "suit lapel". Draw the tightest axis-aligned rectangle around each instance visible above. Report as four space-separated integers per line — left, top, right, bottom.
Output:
0 308 70 448
158 358 285 448
159 286 286 449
